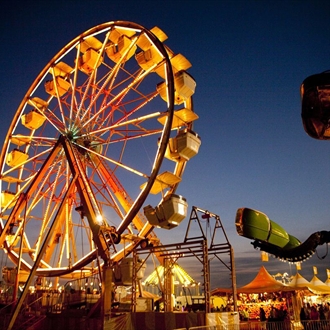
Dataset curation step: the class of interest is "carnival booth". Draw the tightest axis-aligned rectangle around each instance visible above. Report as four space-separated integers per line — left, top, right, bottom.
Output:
211 266 296 322
235 266 295 322
289 272 330 320
212 266 330 327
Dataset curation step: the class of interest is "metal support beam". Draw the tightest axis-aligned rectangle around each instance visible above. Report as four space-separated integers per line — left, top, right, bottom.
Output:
7 176 78 330
138 206 238 313
203 240 210 313
0 139 63 249
61 136 111 262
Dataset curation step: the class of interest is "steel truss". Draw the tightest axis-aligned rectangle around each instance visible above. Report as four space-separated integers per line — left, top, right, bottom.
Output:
132 206 238 313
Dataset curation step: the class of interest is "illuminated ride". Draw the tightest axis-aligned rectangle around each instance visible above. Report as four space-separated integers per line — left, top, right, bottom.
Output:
235 207 330 262
0 21 200 286
235 70 330 262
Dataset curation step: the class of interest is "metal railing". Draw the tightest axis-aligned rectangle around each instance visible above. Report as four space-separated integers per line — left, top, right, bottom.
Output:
300 320 330 330
189 326 237 330
0 301 16 330
174 320 330 330
0 295 45 330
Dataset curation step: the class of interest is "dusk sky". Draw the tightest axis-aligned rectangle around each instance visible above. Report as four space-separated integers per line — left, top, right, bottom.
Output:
1 0 330 289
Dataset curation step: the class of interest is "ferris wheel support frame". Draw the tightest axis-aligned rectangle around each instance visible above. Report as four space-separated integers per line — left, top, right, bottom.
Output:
61 135 113 263
7 177 77 330
0 139 63 252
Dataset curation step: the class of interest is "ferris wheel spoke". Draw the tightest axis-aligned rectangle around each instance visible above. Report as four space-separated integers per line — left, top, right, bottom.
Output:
75 32 112 121
90 153 137 207
90 168 126 221
77 142 149 180
43 202 73 265
69 44 82 126
11 135 57 146
49 69 68 129
78 53 122 126
41 105 70 135
107 66 154 109
81 109 162 140
1 146 55 178
81 63 159 132
34 161 65 259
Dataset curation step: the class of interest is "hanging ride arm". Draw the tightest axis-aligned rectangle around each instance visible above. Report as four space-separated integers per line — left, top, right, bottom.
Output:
236 207 330 262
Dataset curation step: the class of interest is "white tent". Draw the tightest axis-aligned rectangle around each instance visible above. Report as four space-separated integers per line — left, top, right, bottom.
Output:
309 275 330 292
290 273 310 287
290 273 330 294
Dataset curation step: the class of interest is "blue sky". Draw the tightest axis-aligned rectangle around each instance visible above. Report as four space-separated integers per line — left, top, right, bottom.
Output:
1 0 330 289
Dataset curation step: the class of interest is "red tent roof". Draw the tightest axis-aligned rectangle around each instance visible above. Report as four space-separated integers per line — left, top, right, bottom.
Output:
211 266 294 295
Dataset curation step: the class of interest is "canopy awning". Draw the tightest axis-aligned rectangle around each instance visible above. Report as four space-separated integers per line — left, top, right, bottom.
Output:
212 266 330 296
236 266 294 293
289 273 330 294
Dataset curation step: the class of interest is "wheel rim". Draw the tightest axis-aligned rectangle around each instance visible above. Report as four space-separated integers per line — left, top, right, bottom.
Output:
0 21 197 279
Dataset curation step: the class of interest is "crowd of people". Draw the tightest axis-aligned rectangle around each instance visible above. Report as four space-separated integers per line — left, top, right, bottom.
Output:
239 305 289 322
238 302 289 322
300 302 330 321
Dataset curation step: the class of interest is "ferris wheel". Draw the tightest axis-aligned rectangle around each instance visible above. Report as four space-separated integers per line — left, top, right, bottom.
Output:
0 21 200 280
